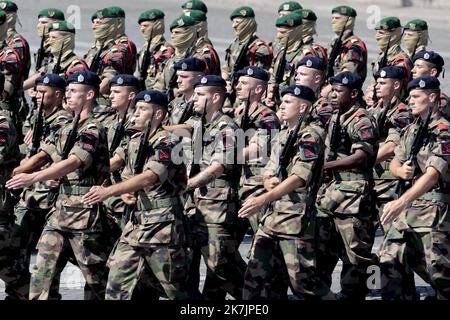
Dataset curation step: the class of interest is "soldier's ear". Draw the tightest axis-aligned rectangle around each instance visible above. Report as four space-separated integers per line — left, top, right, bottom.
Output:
430 67 438 78
128 91 137 100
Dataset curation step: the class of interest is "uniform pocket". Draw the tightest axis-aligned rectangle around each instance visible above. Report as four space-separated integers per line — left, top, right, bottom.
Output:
135 210 175 245
57 197 98 230
195 188 236 224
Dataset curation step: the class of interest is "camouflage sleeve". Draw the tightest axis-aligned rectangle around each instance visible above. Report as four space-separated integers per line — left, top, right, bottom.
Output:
210 124 236 171
427 123 450 175
252 41 273 70
69 124 101 168
340 45 364 73
101 45 127 80
290 131 322 184
199 46 221 75
393 126 409 163
0 48 22 96
385 108 412 145
65 59 89 77
349 115 377 156
263 130 281 177
143 135 175 183
248 110 280 154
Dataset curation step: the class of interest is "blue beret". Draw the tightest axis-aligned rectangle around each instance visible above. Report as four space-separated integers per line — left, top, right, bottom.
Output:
407 76 440 92
36 74 66 90
297 56 326 71
135 90 168 108
329 71 363 89
173 57 206 73
375 66 406 80
281 85 316 102
236 66 269 82
412 51 444 71
194 75 227 89
109 74 140 88
66 71 101 89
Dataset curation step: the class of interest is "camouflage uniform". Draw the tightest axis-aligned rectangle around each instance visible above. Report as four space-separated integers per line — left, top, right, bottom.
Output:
167 96 192 125
105 128 190 300
5 107 71 300
0 111 19 297
244 122 334 300
185 110 247 300
379 116 450 300
329 32 367 81
29 115 111 300
372 45 413 81
38 51 89 80
315 104 379 299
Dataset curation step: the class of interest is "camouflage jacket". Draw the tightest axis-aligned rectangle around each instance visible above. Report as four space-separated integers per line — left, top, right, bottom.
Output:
20 107 72 211
167 95 192 125
115 34 137 74
41 114 110 232
194 37 221 76
120 127 186 247
39 51 89 79
7 30 31 80
372 44 413 81
328 32 367 81
222 34 273 81
309 96 334 133
0 40 26 98
368 99 413 180
134 37 174 90
261 123 325 238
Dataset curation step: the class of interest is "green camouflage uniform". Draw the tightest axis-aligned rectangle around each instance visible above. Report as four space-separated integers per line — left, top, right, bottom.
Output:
380 117 450 300
329 32 367 81
372 44 413 81
5 107 71 300
167 96 192 125
38 51 89 80
105 128 190 300
185 110 247 300
315 105 379 299
29 115 111 300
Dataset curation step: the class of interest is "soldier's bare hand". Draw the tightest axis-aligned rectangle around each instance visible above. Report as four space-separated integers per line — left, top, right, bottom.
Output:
238 194 268 218
381 198 408 225
397 160 414 180
6 173 37 189
82 186 110 205
121 193 137 205
46 179 59 188
264 177 280 191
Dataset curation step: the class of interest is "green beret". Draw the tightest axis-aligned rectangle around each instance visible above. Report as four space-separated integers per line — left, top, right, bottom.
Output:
332 5 357 17
138 9 165 24
48 20 75 34
0 10 6 24
38 8 65 21
276 12 302 28
404 19 428 31
170 15 197 31
181 0 207 13
298 9 317 21
185 9 207 22
230 6 255 20
91 6 125 22
375 17 401 30
278 1 302 13
0 1 17 13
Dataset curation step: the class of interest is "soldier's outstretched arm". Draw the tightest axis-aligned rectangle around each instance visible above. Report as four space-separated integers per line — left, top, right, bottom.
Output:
324 149 367 171
110 154 125 173
186 161 224 191
162 124 193 136
389 158 414 180
376 141 397 164
238 175 304 218
13 150 51 175
6 155 82 189
381 166 440 224
23 72 42 91
82 170 158 205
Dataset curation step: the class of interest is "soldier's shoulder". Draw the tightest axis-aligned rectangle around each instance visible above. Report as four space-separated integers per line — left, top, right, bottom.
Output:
217 113 238 130
432 117 450 133
353 108 375 127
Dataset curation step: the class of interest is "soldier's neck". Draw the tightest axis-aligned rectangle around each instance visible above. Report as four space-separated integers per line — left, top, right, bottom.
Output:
43 104 59 117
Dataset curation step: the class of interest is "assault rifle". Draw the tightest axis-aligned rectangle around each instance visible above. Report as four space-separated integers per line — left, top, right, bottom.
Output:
229 35 254 105
273 36 289 104
36 28 46 71
89 44 105 74
52 42 65 75
109 99 131 158
326 16 350 80
139 29 153 90
29 92 46 157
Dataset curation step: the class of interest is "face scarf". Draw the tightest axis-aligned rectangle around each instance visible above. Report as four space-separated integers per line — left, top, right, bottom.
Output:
234 18 257 43
331 16 355 35
115 17 125 36
142 19 165 46
50 33 75 57
92 18 116 45
277 26 302 52
6 12 16 33
403 30 429 55
196 21 208 39
376 27 402 51
171 26 197 57
301 20 316 44
0 22 7 41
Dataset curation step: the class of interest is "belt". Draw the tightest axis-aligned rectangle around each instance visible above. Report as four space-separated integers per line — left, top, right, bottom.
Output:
333 171 371 181
59 185 93 196
137 197 181 211
418 192 450 203
209 179 232 188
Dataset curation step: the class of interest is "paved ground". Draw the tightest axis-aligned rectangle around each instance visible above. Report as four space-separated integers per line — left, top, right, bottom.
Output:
0 0 443 300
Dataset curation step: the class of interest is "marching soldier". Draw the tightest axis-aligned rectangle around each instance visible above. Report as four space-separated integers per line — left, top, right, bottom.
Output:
135 9 174 91
24 21 89 87
315 72 379 300
167 57 205 125
403 19 428 58
380 76 450 300
184 10 212 46
238 84 335 300
277 1 302 17
5 74 71 300
297 9 328 61
368 66 413 232
181 0 208 14
83 90 192 300
6 71 111 300
183 75 247 300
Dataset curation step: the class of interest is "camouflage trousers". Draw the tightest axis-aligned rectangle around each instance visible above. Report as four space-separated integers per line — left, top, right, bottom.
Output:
373 179 399 233
186 223 247 300
315 214 378 300
105 240 190 300
30 228 110 300
4 206 61 300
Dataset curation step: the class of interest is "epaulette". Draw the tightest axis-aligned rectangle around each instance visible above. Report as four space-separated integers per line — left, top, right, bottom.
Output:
438 122 449 131
396 103 408 111
355 111 366 117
